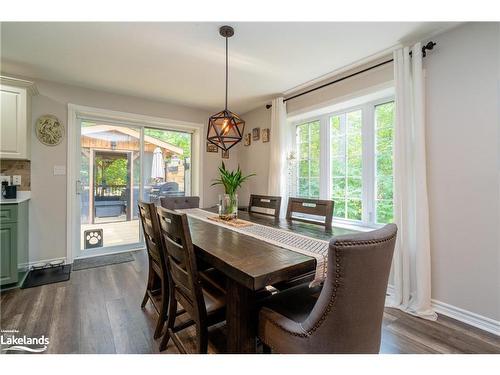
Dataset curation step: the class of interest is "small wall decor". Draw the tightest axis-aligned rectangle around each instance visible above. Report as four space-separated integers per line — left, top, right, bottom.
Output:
252 127 260 141
221 149 230 159
35 115 64 146
207 142 218 153
244 133 251 146
84 229 103 249
262 128 270 143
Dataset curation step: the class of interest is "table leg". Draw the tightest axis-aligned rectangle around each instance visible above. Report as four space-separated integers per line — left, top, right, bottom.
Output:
225 278 257 353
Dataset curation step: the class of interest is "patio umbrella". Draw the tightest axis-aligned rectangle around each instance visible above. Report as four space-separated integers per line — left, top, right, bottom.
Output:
151 147 165 181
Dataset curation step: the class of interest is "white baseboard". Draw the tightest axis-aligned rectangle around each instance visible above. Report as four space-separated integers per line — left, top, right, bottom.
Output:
386 285 500 336
74 247 145 261
431 299 500 336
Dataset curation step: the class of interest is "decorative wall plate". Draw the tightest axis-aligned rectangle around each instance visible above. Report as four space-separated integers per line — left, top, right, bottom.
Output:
35 115 64 146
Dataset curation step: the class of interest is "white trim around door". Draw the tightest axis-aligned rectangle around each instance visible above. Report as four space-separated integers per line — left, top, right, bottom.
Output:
66 103 204 264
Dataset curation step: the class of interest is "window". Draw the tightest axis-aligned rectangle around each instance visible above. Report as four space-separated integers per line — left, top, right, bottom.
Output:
296 120 320 198
374 102 395 224
331 110 363 221
292 98 395 227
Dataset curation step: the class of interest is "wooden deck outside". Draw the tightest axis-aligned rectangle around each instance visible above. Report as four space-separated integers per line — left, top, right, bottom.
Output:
81 219 141 249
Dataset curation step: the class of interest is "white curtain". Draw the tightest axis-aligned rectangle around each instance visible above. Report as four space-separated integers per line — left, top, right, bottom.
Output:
389 43 437 320
267 97 288 217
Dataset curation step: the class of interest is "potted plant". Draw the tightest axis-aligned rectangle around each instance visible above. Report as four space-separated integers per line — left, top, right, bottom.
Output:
211 162 255 220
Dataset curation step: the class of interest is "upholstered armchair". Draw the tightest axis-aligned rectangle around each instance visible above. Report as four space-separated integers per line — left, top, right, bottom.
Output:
258 224 397 354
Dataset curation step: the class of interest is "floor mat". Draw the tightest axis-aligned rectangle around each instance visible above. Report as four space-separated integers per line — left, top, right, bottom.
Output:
72 252 135 271
21 265 71 289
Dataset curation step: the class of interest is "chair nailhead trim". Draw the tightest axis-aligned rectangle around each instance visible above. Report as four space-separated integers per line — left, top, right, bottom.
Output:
334 233 397 248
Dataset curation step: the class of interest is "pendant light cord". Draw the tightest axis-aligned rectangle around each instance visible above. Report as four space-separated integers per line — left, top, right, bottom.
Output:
225 36 228 110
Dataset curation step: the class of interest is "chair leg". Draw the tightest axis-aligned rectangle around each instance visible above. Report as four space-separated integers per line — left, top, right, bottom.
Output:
153 316 164 339
159 294 177 352
196 324 208 354
141 261 155 308
262 343 272 354
141 290 149 308
153 277 169 339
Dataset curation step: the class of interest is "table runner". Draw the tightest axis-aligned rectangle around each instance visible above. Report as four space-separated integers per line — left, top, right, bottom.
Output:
179 208 329 286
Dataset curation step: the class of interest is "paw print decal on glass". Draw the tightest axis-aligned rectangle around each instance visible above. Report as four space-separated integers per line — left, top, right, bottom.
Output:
87 232 101 244
84 229 104 249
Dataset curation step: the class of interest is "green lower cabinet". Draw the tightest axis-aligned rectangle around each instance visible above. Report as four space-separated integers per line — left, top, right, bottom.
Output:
0 222 18 284
0 201 29 288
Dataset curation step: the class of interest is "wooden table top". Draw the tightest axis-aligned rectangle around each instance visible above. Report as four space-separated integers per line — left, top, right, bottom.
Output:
187 207 356 291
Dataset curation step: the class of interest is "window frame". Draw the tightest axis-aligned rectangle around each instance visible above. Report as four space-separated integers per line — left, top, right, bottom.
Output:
295 120 321 198
291 95 395 229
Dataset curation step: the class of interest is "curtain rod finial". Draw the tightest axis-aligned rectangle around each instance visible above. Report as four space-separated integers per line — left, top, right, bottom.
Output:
422 41 436 57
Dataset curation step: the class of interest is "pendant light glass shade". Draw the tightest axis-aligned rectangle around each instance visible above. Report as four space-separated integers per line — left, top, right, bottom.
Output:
207 26 245 151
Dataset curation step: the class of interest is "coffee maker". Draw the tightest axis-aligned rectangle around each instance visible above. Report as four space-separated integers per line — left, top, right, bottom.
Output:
1 181 17 199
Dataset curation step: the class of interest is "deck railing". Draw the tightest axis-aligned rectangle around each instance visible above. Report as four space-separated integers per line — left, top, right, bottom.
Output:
95 184 127 198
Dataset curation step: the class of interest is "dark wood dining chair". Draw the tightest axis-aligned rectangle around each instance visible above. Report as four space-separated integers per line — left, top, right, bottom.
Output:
138 200 169 340
156 207 226 353
161 195 225 275
258 224 397 353
273 198 335 291
286 197 334 230
160 196 200 210
248 194 282 219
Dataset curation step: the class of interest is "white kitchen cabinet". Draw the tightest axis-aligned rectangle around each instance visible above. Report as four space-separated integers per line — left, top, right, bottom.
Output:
0 76 37 160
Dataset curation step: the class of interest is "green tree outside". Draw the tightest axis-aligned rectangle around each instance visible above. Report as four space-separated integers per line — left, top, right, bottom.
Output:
375 102 395 224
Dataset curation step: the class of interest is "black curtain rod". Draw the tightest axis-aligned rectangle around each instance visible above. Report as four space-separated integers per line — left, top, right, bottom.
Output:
265 41 436 109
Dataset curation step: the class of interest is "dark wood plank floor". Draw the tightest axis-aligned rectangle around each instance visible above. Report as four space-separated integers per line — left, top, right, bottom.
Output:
1 250 498 354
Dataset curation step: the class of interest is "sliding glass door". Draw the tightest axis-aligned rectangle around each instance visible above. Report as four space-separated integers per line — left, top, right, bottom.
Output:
76 121 192 258
141 128 192 204
79 121 141 256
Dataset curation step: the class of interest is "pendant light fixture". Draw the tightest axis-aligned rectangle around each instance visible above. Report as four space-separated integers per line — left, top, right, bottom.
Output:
207 25 245 151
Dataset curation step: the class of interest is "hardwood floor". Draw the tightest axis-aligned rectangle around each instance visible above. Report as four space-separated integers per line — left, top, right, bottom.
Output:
1 250 498 354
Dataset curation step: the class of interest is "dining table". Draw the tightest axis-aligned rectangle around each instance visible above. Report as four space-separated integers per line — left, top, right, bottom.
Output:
186 206 356 353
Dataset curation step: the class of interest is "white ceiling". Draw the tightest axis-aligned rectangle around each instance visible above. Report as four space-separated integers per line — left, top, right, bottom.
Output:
1 22 456 113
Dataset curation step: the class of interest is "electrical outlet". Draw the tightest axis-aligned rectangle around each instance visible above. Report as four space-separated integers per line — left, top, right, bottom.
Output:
12 175 21 186
0 176 11 185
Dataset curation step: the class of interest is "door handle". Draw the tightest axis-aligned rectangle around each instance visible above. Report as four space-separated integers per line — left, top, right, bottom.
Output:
76 180 82 195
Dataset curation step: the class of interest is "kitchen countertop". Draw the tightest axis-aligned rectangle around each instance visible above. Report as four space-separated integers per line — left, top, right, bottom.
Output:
0 191 31 204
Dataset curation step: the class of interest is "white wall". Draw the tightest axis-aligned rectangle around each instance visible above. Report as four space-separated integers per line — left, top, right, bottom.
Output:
236 107 271 205
286 60 393 116
6 76 236 263
424 22 500 321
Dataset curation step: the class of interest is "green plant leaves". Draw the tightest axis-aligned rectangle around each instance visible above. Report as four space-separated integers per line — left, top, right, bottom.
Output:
211 162 255 194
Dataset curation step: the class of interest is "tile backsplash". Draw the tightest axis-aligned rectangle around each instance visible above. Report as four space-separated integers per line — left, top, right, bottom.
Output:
0 159 31 191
